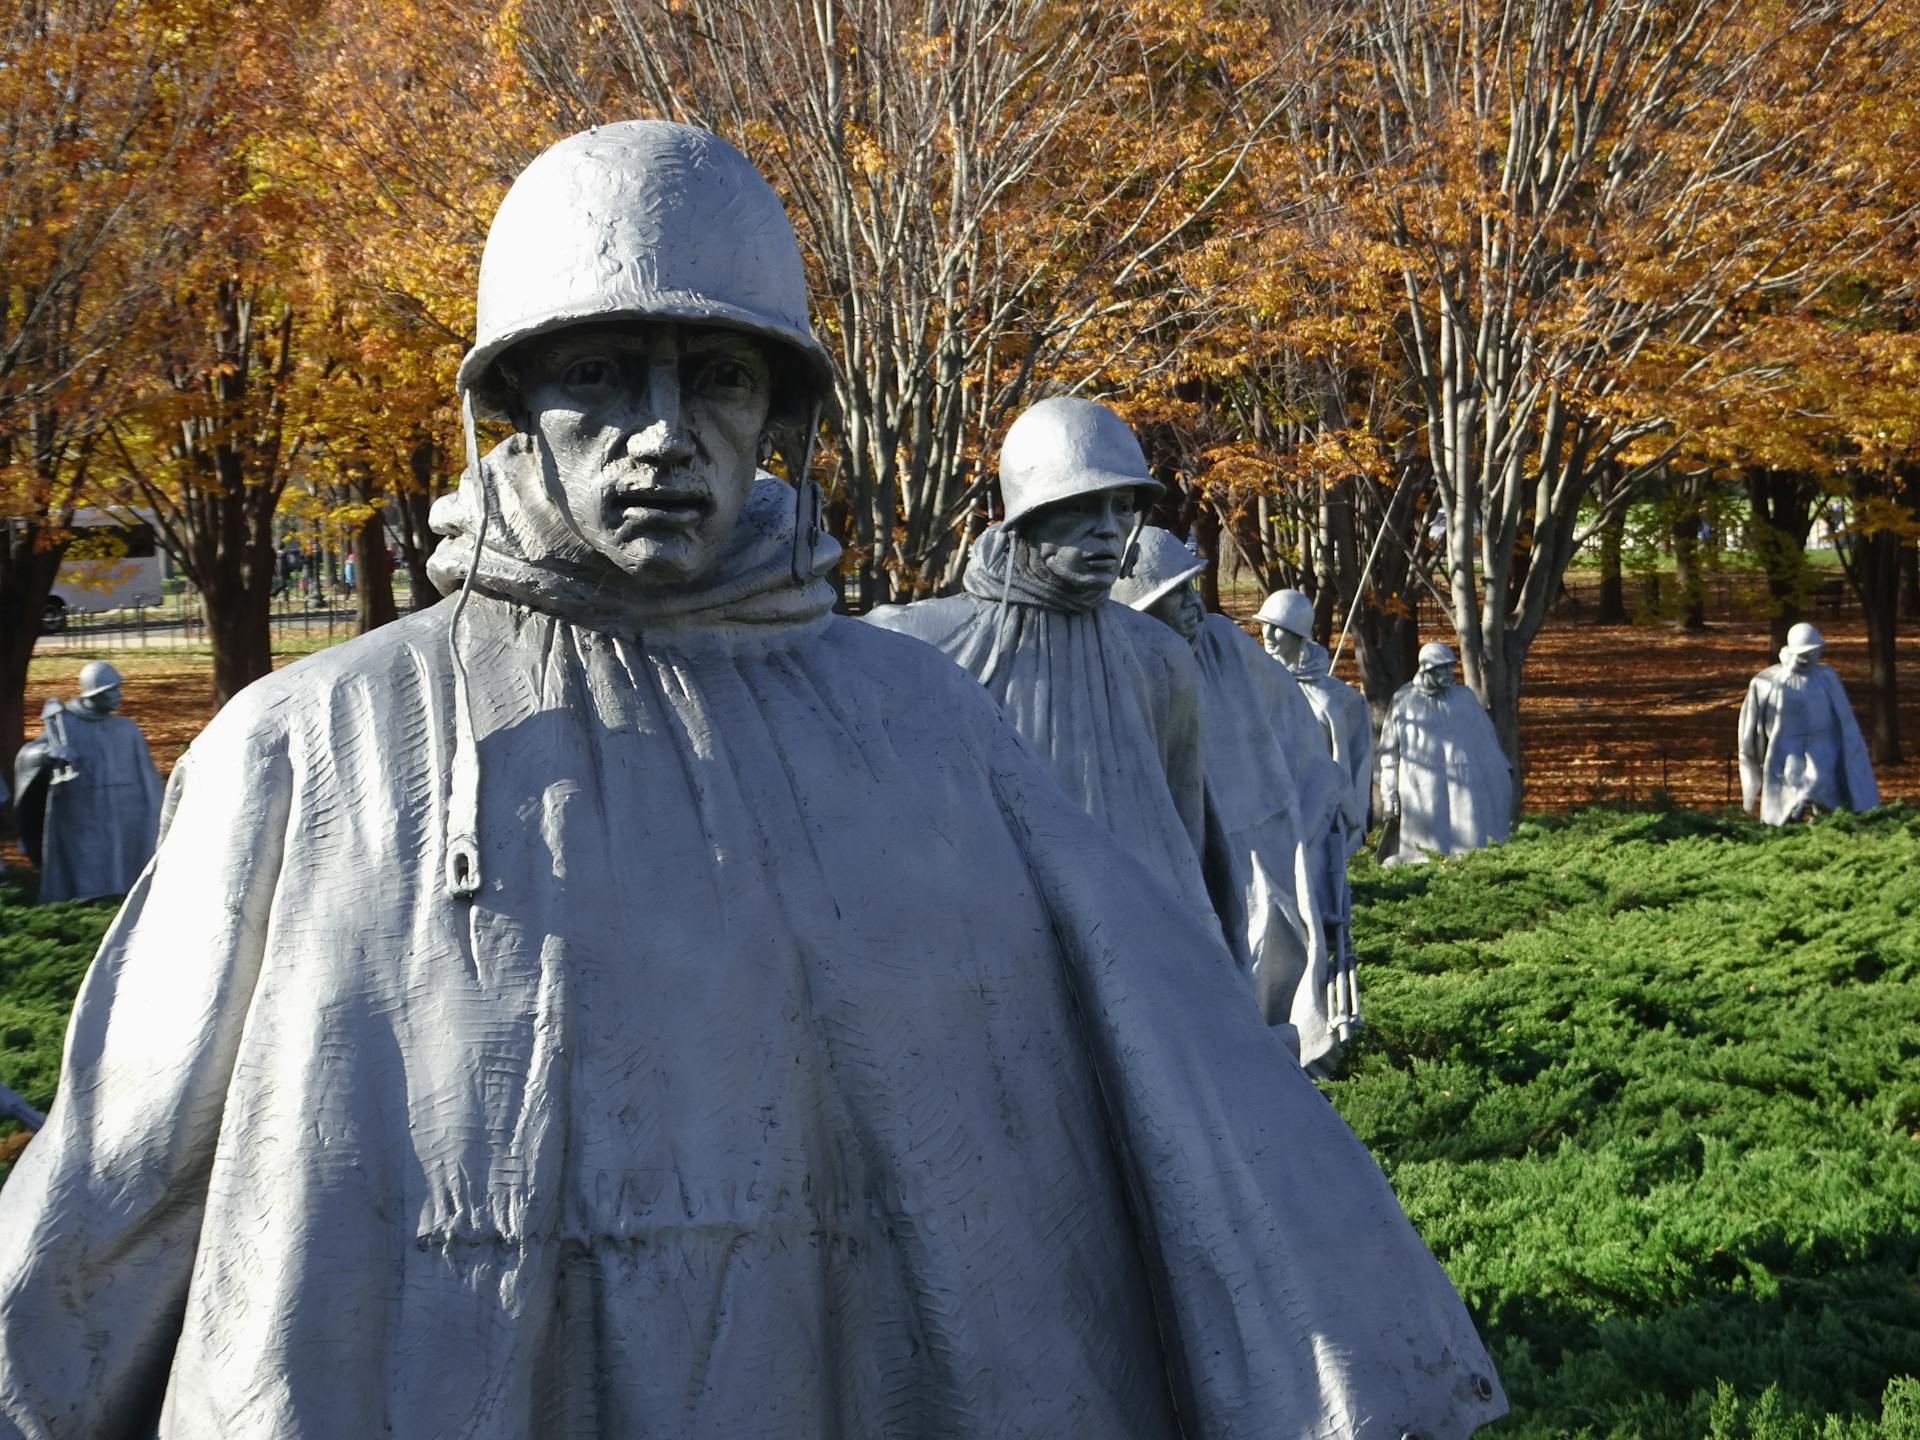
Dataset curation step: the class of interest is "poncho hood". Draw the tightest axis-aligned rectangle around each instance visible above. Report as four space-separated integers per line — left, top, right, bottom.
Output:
1286 639 1333 682
427 435 839 636
962 522 1112 615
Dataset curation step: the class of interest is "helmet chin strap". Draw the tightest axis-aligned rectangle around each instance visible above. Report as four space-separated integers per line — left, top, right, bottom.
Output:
789 401 824 585
1117 510 1147 581
444 389 491 902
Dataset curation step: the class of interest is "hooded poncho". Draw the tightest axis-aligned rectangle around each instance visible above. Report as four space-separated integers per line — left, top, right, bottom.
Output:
1187 615 1350 1066
1287 641 1374 850
15 699 162 903
0 443 1505 1439
864 526 1220 929
1738 656 1878 824
1377 677 1513 865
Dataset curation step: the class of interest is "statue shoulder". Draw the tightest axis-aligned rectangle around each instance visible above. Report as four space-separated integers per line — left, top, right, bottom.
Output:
194 609 453 764
862 592 978 648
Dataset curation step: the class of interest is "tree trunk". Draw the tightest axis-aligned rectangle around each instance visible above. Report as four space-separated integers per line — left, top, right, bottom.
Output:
1671 504 1706 631
1853 525 1902 765
203 576 275 709
397 439 444 611
1480 641 1525 811
1596 502 1628 623
1193 502 1222 614
354 507 398 634
1900 541 1919 623
1744 469 1819 650
0 528 67 789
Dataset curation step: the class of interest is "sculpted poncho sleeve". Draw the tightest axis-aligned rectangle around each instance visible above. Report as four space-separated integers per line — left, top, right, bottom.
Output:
981 722 1505 1437
0 699 291 1439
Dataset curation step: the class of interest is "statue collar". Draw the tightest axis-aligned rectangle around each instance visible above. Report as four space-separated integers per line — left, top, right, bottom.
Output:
962 524 1112 616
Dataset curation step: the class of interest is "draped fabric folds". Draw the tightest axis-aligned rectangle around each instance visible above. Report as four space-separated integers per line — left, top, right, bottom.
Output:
0 456 1504 1439
865 526 1220 934
1188 616 1349 1066
1376 681 1514 865
1738 660 1878 824
16 701 161 903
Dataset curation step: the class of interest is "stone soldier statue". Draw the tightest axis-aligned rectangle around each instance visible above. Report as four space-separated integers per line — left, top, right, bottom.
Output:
1113 530 1355 1070
1257 588 1374 848
1377 641 1514 865
0 124 1503 1439
865 397 1232 938
1738 621 1878 824
10 660 162 903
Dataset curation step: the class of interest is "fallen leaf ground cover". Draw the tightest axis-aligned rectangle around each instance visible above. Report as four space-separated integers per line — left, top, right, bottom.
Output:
4 809 1917 1435
1331 805 1920 1438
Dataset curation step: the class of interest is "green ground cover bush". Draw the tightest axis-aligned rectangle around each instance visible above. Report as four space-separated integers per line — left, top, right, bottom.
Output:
0 867 114 1145
3 811 1917 1436
1333 806 1920 1438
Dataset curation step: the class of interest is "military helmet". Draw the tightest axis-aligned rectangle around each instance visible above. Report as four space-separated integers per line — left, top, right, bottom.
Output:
77 660 124 699
1784 621 1825 656
1252 589 1314 639
1418 641 1457 670
997 397 1163 529
457 121 835 421
1111 526 1204 611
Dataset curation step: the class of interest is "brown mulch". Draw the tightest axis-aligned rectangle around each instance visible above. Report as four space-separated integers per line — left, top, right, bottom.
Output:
13 606 1919 818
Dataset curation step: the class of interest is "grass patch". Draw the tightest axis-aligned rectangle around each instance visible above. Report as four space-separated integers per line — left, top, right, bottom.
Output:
3 810 1917 1434
1332 805 1920 1438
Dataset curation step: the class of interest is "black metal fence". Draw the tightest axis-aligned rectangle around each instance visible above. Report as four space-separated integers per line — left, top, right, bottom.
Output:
36 577 423 652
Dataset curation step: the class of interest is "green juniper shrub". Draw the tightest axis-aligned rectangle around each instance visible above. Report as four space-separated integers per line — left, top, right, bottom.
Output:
0 866 115 1177
1334 806 1920 1439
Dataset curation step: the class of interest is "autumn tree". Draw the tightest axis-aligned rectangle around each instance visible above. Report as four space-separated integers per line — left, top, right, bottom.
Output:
0 0 211 776
1194 0 1920 802
261 0 561 625
510 0 1304 606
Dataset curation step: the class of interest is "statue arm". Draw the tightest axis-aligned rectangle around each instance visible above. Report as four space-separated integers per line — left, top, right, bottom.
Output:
1376 704 1402 815
0 712 292 1440
1736 680 1767 813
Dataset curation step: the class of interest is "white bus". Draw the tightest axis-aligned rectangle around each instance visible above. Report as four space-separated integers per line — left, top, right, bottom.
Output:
45 509 166 629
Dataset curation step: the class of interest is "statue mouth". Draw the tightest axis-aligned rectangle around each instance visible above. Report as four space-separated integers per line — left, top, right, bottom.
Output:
604 478 713 535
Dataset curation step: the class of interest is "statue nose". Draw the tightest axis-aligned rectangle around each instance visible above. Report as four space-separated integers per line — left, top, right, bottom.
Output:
627 420 695 466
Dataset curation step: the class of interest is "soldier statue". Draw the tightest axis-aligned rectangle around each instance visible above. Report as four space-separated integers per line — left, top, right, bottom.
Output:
1114 530 1357 1070
10 660 162 903
0 123 1503 1439
1738 621 1878 824
1376 641 1513 865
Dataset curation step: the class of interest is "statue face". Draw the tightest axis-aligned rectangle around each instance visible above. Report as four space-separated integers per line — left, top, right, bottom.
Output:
1264 623 1305 663
1417 663 1453 695
82 686 121 714
1147 583 1204 643
1021 487 1141 590
515 320 773 589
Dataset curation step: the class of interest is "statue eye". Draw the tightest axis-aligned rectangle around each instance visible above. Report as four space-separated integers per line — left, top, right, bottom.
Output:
694 356 760 394
562 357 617 392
